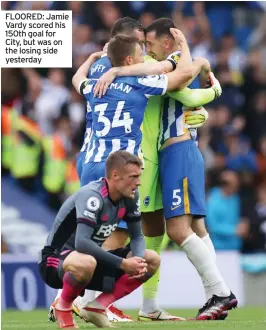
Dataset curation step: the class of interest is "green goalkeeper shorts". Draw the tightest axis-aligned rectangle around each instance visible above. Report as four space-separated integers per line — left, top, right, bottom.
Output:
139 158 163 213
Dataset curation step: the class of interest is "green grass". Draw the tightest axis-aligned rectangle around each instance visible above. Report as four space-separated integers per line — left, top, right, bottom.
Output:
2 307 266 330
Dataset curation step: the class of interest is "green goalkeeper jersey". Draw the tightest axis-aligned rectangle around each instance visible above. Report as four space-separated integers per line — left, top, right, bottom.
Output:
141 56 162 164
141 55 216 164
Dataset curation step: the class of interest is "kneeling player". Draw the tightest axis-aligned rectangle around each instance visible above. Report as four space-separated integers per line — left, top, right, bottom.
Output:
39 151 162 328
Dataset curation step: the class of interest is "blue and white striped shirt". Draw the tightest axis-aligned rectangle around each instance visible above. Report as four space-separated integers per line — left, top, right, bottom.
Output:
81 74 168 163
158 77 200 149
80 56 112 153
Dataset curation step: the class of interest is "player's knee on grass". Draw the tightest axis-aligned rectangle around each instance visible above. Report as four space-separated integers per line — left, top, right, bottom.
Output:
63 251 97 282
141 210 165 237
166 215 193 246
144 249 160 275
191 217 208 238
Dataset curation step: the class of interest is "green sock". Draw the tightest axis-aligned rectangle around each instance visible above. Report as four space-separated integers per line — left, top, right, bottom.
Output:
142 235 164 310
161 232 171 250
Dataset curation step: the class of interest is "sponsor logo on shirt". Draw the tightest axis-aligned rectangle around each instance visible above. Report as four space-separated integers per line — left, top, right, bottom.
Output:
83 210 96 220
95 223 118 238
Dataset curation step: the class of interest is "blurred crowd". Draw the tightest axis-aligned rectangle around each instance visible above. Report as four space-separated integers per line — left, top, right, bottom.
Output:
1 2 266 260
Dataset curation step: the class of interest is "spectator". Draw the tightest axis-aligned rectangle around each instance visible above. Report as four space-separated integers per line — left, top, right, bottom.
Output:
139 12 156 27
22 68 70 134
241 184 266 306
209 105 231 152
223 126 258 173
206 170 244 250
245 90 266 148
216 33 247 72
241 184 266 254
73 24 100 62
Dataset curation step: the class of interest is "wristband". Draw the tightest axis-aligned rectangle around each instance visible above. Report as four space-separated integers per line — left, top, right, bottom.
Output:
79 79 90 95
167 51 181 70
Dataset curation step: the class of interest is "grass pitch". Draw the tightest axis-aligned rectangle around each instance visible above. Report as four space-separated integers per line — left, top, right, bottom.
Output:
2 307 266 330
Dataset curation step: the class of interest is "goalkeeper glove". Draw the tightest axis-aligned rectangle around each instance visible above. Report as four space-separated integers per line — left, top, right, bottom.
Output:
183 106 209 128
209 72 222 98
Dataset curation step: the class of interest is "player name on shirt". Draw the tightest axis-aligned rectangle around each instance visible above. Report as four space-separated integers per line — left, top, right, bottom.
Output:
109 82 132 94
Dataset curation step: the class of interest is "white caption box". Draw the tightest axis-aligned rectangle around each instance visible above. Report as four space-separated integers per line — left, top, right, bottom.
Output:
0 10 72 68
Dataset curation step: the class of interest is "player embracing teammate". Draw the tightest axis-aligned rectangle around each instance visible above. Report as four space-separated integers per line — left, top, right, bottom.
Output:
41 16 238 328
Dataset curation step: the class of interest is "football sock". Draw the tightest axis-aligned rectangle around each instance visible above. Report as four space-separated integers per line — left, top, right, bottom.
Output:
202 234 216 262
201 234 217 300
161 233 171 250
141 235 164 313
55 289 62 300
181 233 230 298
80 290 97 306
92 274 143 309
58 272 89 310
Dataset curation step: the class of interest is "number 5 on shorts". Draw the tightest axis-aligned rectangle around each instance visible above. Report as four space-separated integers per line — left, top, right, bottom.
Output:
172 189 182 209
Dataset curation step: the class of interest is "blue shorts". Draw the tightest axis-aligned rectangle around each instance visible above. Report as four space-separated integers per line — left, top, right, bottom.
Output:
159 140 206 220
80 161 128 230
76 152 85 181
80 161 106 187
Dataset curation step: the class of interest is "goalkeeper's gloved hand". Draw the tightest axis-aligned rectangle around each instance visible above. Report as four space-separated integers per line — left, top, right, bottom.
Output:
183 106 209 128
209 72 222 98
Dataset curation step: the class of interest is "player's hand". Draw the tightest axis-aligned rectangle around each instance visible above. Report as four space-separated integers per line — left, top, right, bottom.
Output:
89 51 105 62
184 106 209 128
103 42 109 53
93 68 117 98
194 56 211 74
120 257 147 276
209 72 222 98
170 28 187 46
128 267 148 280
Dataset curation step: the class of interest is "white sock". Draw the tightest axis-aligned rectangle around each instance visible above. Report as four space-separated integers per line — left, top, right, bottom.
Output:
202 234 216 262
55 289 62 300
88 299 105 310
80 290 97 306
201 234 217 300
181 233 230 298
141 298 159 314
95 291 102 299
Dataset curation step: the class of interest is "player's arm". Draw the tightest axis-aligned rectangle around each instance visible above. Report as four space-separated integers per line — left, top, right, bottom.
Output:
124 192 145 258
167 72 222 107
165 56 209 92
110 57 172 77
168 87 215 107
75 191 146 274
72 51 104 94
93 55 175 98
75 223 124 267
76 225 147 275
134 58 208 98
75 190 123 268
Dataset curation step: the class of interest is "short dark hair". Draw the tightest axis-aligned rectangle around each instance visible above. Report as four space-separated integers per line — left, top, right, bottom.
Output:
145 18 176 39
106 151 142 179
107 34 140 67
111 17 144 37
